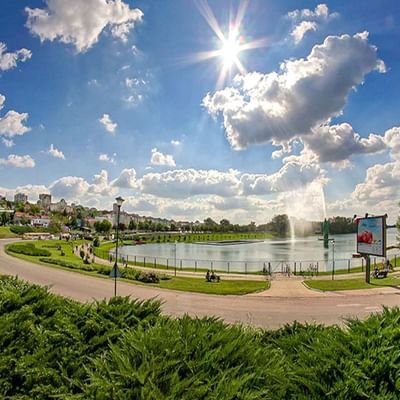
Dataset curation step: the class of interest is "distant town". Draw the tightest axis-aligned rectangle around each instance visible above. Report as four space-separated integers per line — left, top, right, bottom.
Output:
0 192 360 236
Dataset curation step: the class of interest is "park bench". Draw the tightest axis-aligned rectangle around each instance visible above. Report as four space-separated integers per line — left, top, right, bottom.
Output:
206 272 220 283
372 269 389 279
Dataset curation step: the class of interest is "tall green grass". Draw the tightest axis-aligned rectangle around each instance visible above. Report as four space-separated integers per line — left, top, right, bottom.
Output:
1 275 400 398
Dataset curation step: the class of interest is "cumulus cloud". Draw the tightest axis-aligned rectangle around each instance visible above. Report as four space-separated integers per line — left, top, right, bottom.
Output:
288 4 338 44
241 155 326 195
0 42 32 71
47 143 65 159
111 168 137 188
203 32 385 150
140 168 241 198
352 161 400 205
25 0 143 53
99 113 117 134
150 148 176 167
383 127 400 159
290 21 317 44
2 138 14 148
171 139 181 146
303 123 386 164
49 169 117 201
0 94 31 139
99 153 116 164
288 3 337 20
0 154 35 168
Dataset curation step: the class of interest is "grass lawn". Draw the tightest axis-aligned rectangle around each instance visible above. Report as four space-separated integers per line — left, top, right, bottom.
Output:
0 226 17 239
305 276 400 291
6 240 268 295
158 276 269 295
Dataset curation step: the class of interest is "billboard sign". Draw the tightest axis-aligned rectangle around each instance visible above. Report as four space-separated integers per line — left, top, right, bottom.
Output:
356 216 386 257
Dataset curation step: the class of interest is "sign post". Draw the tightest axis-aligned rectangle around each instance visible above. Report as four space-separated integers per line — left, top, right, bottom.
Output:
356 214 387 283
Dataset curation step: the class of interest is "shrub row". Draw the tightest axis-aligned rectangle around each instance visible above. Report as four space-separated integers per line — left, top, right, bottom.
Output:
39 257 161 283
2 276 400 398
8 243 51 257
39 257 97 272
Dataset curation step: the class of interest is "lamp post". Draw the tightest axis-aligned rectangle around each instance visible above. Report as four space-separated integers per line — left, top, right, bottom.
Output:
174 241 177 276
329 238 335 280
112 196 124 296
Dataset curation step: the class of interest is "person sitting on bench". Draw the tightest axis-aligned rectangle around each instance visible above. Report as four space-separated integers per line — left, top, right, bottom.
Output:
206 270 220 282
373 267 388 279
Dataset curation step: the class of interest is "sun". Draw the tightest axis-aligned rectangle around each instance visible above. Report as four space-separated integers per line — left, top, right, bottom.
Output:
220 31 241 69
182 0 268 87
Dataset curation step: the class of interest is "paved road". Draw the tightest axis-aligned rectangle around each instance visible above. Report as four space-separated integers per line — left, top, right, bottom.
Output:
2 239 400 329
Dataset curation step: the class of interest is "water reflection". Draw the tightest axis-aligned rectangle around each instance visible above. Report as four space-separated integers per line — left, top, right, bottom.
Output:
118 229 398 273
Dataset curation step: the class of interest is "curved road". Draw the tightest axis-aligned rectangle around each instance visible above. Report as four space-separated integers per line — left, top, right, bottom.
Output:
1 239 400 329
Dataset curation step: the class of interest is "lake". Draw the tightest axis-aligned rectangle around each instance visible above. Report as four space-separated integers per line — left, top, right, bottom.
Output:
118 228 398 273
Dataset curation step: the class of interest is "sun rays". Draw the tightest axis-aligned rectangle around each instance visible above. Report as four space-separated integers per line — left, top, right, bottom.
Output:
183 0 268 87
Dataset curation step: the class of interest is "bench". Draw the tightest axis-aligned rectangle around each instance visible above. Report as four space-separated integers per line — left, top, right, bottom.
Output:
373 269 389 279
206 273 220 283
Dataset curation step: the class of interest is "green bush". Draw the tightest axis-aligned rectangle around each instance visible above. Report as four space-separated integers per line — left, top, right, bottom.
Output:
4 276 400 398
9 225 33 234
39 257 96 272
8 243 51 257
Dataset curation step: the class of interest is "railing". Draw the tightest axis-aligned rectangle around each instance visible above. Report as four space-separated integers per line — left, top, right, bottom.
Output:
94 247 400 277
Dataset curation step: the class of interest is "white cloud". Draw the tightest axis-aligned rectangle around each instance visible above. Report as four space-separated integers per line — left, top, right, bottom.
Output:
140 168 241 198
2 138 14 148
288 4 334 20
352 161 400 205
0 42 32 71
171 139 181 146
111 168 137 188
49 169 116 201
203 32 385 150
241 155 326 195
303 123 387 164
47 143 65 159
383 127 400 159
99 153 116 165
99 113 117 134
290 21 317 44
25 0 143 53
0 95 31 139
150 148 176 167
288 4 338 44
123 76 147 106
0 154 35 168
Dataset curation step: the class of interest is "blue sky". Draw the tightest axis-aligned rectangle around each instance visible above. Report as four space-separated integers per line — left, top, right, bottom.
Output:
0 0 399 223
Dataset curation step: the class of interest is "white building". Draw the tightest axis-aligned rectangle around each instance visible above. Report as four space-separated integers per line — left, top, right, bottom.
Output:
31 216 51 228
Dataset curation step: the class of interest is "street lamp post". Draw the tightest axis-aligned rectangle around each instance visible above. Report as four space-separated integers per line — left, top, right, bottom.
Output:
112 196 124 296
330 239 336 280
174 241 177 276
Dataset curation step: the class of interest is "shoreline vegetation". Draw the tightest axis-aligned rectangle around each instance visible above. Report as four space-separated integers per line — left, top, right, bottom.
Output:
2 275 400 398
5 240 269 295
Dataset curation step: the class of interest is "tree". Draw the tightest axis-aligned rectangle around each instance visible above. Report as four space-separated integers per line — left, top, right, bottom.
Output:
0 212 10 226
94 219 112 234
267 214 290 237
128 220 136 231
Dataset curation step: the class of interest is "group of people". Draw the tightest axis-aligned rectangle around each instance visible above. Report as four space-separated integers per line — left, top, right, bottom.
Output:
205 270 220 282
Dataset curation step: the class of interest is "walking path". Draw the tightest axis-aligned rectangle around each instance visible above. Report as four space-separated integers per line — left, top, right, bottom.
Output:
3 239 400 329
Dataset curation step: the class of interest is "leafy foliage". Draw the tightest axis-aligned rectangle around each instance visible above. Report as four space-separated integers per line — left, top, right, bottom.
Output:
2 276 400 398
8 243 51 257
